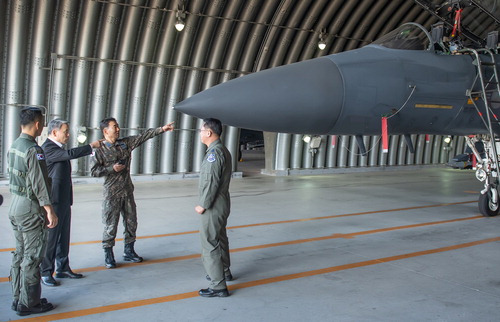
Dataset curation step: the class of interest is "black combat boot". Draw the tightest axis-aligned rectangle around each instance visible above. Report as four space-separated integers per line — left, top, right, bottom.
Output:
104 247 116 269
17 285 54 316
13 298 47 311
17 301 54 316
123 242 143 262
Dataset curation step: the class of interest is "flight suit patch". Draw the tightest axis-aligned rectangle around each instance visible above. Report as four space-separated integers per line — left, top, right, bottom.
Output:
36 154 45 161
207 153 216 163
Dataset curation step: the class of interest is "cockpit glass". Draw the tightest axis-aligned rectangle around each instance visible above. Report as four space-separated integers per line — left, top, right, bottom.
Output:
372 23 432 50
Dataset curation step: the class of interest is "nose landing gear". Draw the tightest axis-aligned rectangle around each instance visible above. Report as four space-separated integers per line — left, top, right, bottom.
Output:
467 135 500 217
478 186 499 216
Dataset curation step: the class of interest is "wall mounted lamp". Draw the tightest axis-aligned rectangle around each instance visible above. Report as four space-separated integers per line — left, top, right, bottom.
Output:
77 126 88 144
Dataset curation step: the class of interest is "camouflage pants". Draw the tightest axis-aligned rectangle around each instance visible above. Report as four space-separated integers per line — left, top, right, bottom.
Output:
101 195 137 248
9 212 47 308
199 208 231 290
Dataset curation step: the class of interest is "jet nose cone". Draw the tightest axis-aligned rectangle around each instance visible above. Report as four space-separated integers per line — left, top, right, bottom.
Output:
174 56 343 134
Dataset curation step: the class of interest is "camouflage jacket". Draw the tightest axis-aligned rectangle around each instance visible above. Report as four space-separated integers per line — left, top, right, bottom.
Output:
91 127 164 199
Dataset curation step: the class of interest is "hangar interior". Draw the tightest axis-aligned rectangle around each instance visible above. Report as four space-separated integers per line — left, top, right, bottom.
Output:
2 0 497 178
2 0 500 321
2 168 500 321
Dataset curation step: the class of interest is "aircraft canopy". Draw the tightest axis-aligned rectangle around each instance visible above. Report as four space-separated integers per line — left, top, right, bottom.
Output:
372 23 432 51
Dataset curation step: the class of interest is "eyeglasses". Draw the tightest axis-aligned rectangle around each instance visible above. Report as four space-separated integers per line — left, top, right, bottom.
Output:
197 129 209 133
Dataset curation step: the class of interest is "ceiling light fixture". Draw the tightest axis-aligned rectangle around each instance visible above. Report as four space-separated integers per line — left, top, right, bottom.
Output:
175 1 186 31
318 29 327 50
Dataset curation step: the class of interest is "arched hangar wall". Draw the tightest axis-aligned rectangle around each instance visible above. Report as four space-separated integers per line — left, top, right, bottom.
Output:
0 0 472 176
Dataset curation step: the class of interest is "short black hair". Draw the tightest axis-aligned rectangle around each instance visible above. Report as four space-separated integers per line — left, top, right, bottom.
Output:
20 107 44 126
203 118 223 137
100 117 117 132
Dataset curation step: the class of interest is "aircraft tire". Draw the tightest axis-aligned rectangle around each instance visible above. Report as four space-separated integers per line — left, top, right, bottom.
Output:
478 191 500 217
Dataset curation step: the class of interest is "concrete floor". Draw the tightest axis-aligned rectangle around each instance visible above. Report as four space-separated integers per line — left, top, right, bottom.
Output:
1 152 500 321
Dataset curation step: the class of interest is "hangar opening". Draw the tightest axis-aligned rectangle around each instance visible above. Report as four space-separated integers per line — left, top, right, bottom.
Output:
237 129 264 176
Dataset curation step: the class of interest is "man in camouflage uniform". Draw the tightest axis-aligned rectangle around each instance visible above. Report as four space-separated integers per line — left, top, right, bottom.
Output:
8 107 58 316
91 117 174 268
195 118 232 298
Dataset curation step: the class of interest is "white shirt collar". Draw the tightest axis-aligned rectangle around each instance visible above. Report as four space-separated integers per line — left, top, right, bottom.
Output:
48 137 64 148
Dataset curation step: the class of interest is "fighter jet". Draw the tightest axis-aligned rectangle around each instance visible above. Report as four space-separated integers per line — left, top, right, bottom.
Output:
175 3 500 217
175 24 498 136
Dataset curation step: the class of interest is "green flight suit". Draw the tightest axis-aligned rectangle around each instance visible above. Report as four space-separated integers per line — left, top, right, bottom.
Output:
199 139 232 290
8 133 52 308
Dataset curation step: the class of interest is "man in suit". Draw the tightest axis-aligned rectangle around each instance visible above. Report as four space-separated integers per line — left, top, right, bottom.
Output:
40 119 100 287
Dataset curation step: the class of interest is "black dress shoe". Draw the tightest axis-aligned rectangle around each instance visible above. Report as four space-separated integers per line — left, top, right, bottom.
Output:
17 301 54 316
55 270 83 279
199 288 229 297
41 276 60 287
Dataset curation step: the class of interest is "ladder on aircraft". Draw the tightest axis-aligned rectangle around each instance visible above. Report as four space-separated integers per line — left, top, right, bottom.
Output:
464 48 500 129
461 47 500 202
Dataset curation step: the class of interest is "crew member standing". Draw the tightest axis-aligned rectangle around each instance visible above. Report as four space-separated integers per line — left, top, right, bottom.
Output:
91 117 174 269
40 119 101 287
8 107 58 316
195 118 233 298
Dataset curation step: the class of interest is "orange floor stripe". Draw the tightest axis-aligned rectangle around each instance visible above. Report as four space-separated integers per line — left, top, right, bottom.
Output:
0 200 477 253
17 236 500 321
0 215 481 284
232 216 482 252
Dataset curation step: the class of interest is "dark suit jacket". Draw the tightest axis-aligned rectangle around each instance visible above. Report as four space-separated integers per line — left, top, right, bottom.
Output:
42 139 93 207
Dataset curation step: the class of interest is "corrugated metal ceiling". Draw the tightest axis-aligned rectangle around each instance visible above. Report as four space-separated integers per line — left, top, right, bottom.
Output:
0 0 499 175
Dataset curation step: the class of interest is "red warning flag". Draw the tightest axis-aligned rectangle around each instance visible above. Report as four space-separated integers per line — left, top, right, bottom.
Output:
331 135 337 148
382 117 388 153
